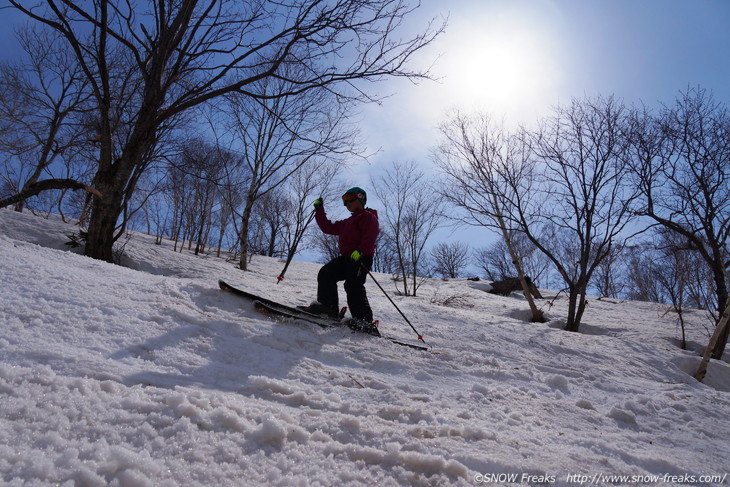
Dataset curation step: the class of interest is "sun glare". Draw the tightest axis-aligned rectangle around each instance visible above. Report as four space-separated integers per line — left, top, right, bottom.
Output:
358 2 567 158
437 5 564 125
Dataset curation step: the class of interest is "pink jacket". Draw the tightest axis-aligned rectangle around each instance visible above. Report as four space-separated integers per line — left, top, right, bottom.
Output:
315 207 379 256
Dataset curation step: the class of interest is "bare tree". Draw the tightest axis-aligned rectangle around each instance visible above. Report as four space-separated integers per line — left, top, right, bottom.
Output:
473 243 512 282
372 161 443 296
167 156 197 253
431 241 469 278
473 231 551 287
314 233 341 264
434 112 544 321
276 159 342 282
695 272 730 381
142 179 172 245
622 243 663 303
655 236 692 350
7 0 443 263
175 140 229 255
628 87 730 358
371 231 398 275
218 70 356 270
0 25 90 212
208 149 249 259
594 242 626 299
514 95 639 331
248 189 287 258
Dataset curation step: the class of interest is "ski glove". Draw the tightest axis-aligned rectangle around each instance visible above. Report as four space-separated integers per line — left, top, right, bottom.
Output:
350 250 362 262
313 197 324 210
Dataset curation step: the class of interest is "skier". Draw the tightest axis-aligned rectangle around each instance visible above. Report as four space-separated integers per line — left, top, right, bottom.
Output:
305 187 379 333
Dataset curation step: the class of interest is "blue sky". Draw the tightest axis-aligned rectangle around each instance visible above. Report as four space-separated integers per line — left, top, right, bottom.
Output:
2 0 729 269
3 0 727 179
343 0 730 260
356 0 730 168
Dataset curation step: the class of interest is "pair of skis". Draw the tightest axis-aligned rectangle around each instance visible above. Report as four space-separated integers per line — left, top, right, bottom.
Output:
218 280 429 351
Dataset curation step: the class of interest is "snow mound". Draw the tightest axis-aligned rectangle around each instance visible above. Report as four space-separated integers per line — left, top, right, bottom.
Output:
1 208 729 486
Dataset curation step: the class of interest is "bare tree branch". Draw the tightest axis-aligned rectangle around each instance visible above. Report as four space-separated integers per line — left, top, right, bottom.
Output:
6 0 444 262
0 178 102 209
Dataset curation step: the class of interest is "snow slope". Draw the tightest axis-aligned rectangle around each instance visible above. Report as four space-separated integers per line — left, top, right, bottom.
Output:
1 208 728 487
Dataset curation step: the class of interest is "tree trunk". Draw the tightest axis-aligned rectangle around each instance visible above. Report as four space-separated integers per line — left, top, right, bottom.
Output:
490 192 545 322
565 288 580 332
216 208 230 259
575 292 588 330
84 183 124 263
712 316 730 359
238 198 255 271
194 223 205 255
83 135 146 262
267 220 277 257
710 265 729 359
411 253 418 297
695 298 730 381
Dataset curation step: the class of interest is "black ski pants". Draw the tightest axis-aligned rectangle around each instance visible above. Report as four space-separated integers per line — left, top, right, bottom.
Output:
317 255 373 321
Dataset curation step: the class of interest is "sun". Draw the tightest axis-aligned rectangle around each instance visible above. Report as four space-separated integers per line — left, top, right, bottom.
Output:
436 5 564 125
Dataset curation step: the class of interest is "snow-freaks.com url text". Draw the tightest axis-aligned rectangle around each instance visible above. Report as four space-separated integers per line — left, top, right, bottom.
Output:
474 472 728 485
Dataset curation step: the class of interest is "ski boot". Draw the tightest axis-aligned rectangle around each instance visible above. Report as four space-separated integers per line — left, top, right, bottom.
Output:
298 301 341 320
343 318 381 337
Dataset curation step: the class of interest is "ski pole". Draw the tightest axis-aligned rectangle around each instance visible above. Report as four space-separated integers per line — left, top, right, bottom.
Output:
361 263 428 346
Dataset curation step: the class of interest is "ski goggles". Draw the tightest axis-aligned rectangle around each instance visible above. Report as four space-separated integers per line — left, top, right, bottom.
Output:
342 194 362 205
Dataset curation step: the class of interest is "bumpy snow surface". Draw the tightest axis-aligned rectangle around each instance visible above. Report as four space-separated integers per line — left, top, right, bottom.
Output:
1 208 728 486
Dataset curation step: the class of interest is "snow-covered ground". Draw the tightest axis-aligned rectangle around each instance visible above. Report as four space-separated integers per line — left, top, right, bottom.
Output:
1 208 728 487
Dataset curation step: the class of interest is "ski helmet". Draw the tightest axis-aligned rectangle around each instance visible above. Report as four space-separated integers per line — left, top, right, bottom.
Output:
342 187 367 206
